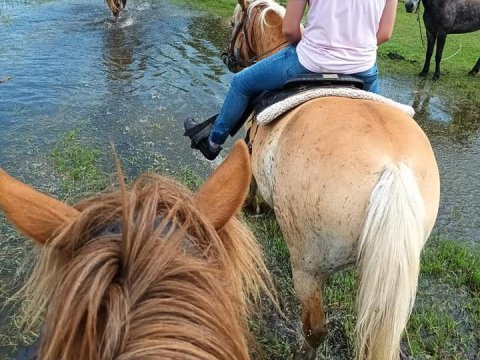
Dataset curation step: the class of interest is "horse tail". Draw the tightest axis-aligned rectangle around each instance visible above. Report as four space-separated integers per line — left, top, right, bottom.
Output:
356 164 426 360
105 0 120 17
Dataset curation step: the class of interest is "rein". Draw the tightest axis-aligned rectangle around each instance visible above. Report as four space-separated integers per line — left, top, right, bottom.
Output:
415 1 426 51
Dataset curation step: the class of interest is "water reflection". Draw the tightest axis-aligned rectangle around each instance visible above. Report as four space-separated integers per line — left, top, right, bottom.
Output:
412 78 480 144
103 24 135 83
185 14 231 82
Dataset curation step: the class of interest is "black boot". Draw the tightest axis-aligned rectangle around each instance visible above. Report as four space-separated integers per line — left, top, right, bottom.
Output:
184 117 221 161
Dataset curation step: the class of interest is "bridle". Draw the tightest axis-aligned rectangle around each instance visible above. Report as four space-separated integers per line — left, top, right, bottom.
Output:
221 2 288 73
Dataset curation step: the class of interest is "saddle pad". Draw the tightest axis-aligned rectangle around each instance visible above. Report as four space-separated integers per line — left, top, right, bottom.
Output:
256 87 415 125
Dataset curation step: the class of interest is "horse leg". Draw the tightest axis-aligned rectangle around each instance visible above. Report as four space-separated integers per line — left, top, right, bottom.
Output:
292 267 328 350
469 57 480 75
432 32 447 80
419 28 436 77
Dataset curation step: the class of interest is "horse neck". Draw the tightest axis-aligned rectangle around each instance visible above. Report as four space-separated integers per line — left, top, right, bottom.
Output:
254 7 287 61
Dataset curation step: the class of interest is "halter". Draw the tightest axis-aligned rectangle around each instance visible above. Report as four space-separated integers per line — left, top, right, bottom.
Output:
221 2 288 73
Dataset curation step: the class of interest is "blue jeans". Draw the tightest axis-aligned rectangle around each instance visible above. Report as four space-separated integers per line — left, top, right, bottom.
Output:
210 46 379 144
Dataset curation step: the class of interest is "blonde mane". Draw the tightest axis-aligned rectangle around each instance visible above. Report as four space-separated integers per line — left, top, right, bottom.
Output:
19 173 271 360
233 0 286 35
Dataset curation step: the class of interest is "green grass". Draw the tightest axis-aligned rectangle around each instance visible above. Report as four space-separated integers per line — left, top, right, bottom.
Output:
377 4 480 102
1 136 479 359
248 212 480 359
50 130 109 201
171 0 237 18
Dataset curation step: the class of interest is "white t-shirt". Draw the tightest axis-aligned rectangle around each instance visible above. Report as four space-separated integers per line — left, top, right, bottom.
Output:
296 0 386 74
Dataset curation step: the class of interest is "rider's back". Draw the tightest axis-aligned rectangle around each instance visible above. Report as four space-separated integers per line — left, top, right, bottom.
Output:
297 0 386 74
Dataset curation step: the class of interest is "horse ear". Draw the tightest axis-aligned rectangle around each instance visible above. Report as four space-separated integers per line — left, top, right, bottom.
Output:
238 0 248 11
0 169 79 244
195 141 251 230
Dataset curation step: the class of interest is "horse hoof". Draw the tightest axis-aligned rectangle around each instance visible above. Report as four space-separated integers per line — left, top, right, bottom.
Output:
418 71 428 78
432 74 440 81
468 69 478 75
294 342 317 360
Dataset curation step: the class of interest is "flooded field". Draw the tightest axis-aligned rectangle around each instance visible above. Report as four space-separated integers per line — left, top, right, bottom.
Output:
0 0 479 358
1 0 478 244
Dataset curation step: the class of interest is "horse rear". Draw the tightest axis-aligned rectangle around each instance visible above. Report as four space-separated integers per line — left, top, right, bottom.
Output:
250 97 440 359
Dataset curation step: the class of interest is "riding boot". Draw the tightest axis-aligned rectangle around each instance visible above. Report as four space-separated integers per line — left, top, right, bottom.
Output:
184 117 221 161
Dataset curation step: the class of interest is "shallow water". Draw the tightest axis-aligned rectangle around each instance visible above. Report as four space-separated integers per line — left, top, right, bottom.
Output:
0 0 232 182
1 0 479 246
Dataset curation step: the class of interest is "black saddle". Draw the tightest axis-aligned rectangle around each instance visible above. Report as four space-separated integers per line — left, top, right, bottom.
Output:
284 73 364 90
229 73 364 136
184 73 364 142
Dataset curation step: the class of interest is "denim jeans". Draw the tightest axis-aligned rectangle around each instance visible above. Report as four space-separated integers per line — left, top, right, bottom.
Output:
210 45 379 145
353 63 379 94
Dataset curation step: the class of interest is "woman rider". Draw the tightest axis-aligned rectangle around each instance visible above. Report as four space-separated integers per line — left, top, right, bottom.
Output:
185 0 398 160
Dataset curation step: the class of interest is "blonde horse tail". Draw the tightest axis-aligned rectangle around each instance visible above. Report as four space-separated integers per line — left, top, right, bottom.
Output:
356 164 426 360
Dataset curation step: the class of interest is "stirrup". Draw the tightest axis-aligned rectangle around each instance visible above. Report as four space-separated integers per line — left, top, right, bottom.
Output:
183 114 218 148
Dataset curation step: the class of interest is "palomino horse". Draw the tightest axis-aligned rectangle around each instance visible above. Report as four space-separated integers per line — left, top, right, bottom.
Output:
226 1 440 359
106 0 127 17
405 0 480 79
0 141 273 360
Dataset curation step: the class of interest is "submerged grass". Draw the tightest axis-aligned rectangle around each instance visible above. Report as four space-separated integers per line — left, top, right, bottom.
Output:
51 130 109 201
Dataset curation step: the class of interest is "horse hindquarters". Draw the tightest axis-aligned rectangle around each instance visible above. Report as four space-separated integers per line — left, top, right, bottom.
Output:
356 164 426 360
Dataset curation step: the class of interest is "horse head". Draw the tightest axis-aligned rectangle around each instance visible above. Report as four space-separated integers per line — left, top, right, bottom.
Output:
0 141 273 360
222 0 287 73
405 0 421 13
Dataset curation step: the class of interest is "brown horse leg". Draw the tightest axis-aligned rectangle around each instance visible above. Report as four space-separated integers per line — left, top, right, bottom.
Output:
243 176 272 215
469 57 480 75
420 28 436 77
433 32 447 80
244 176 260 214
292 268 328 349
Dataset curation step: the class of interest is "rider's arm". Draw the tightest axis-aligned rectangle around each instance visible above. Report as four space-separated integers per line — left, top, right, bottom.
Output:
283 0 307 45
377 0 398 44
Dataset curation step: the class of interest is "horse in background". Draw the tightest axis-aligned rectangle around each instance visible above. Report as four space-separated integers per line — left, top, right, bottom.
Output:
226 1 440 359
405 0 480 79
106 0 127 17
0 141 273 360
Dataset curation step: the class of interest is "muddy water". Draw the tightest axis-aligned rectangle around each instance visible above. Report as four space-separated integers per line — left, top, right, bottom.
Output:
0 3 479 241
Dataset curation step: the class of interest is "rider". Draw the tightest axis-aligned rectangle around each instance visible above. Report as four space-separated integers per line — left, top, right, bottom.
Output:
185 0 398 160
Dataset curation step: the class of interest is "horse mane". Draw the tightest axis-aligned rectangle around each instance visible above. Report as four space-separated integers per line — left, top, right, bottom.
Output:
20 173 272 360
234 0 286 35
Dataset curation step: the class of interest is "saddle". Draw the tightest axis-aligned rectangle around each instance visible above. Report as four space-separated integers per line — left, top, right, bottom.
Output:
183 73 364 146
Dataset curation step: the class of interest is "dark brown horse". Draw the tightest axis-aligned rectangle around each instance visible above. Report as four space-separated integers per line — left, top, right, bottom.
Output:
405 0 480 79
1 141 274 360
106 0 127 17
